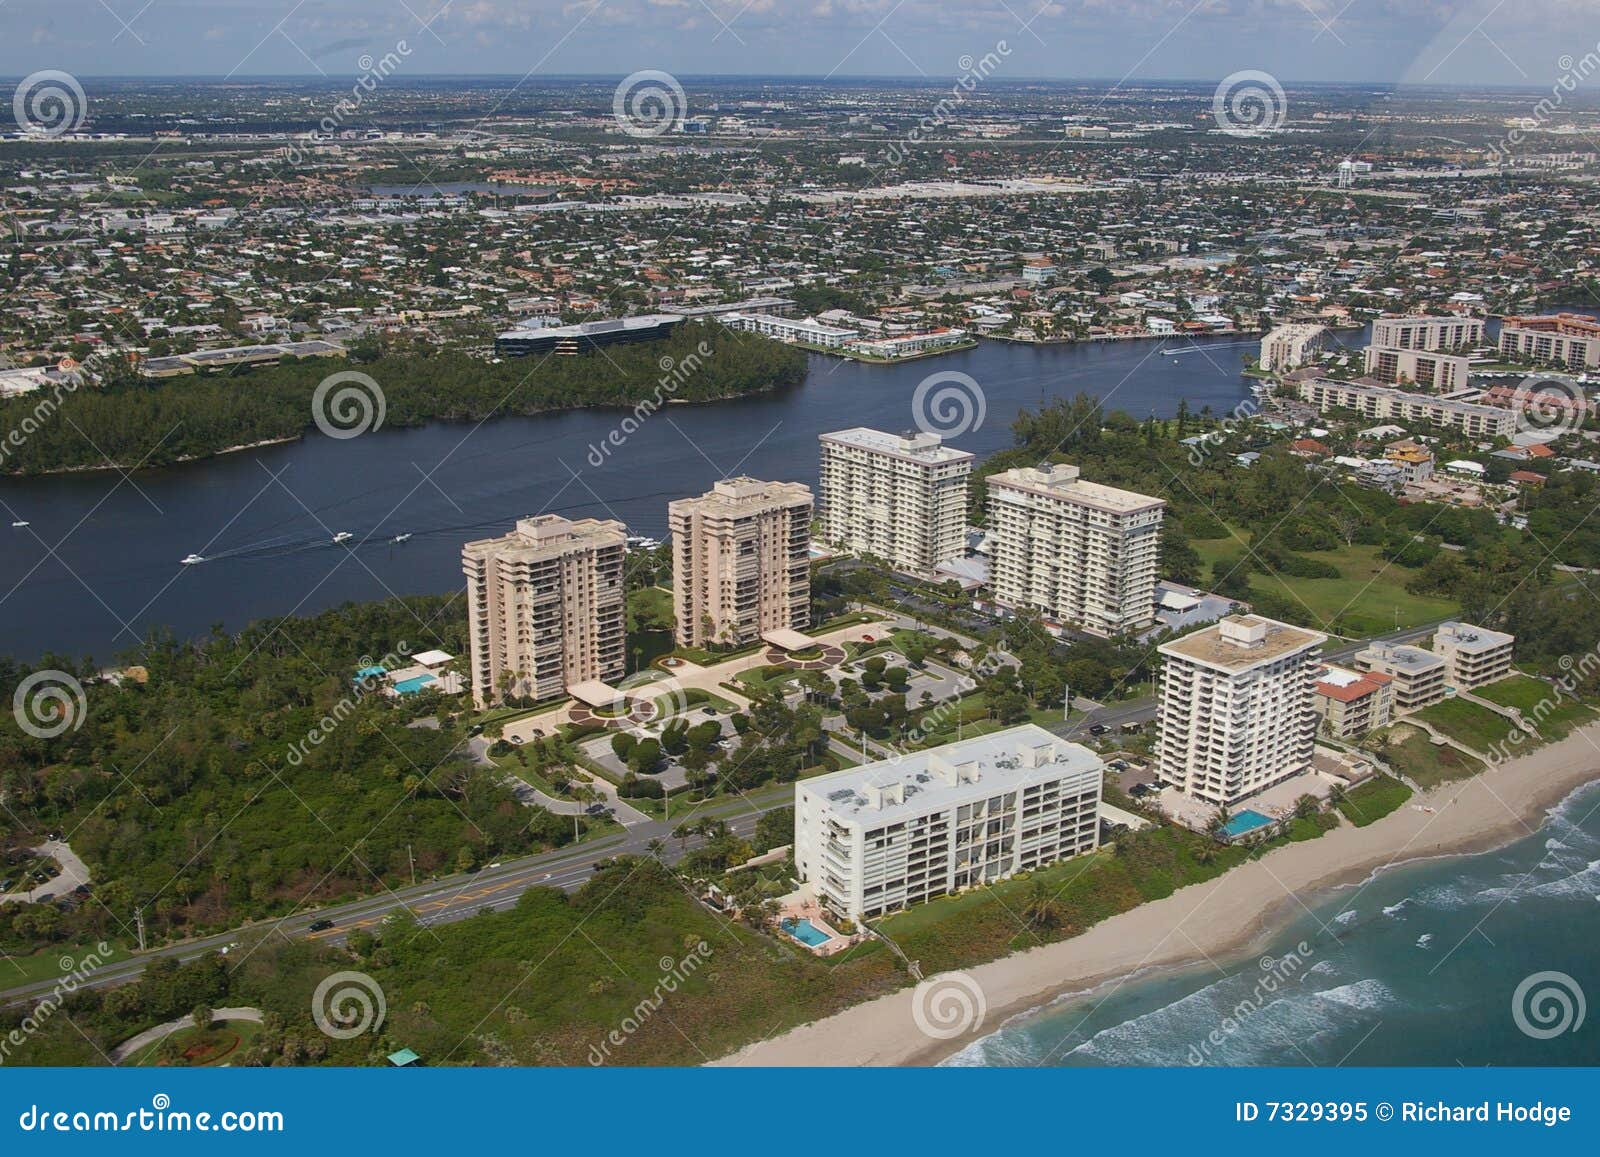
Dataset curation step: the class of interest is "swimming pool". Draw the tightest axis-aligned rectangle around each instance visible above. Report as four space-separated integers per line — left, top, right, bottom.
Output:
1221 809 1276 839
393 674 437 695
780 918 832 947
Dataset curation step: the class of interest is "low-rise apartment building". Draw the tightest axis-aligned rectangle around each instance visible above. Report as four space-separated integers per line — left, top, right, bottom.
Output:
1260 322 1328 372
794 725 1103 920
818 427 973 575
721 311 859 349
987 463 1166 636
1370 315 1484 351
1313 665 1395 738
668 477 813 649
1363 345 1471 391
1499 313 1600 370
1156 615 1327 807
462 515 628 707
1297 378 1517 438
1353 641 1447 710
1433 622 1515 688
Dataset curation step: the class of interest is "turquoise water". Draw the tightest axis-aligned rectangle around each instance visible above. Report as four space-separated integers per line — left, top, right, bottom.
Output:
392 674 436 694
945 781 1600 1067
782 918 832 947
1221 810 1275 840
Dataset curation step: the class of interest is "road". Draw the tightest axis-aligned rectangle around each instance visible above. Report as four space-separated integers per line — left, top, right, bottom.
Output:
0 793 784 1008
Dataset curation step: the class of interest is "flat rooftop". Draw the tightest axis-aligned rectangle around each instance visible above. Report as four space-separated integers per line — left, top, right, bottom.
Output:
1160 614 1326 672
1435 621 1514 653
498 313 683 340
463 514 626 560
820 426 974 464
989 463 1165 515
1358 641 1444 674
799 724 1102 826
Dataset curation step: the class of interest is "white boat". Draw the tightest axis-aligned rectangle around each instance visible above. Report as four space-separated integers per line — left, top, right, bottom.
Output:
393 533 411 543
332 531 354 544
11 520 28 528
181 553 205 565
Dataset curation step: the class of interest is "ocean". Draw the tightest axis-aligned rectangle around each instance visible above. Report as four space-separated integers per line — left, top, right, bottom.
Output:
944 782 1600 1067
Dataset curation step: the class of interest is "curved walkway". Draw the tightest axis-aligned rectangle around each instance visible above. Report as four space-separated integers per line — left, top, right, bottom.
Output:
110 1007 264 1065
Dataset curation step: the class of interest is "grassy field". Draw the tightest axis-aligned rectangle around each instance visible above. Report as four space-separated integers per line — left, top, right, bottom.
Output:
0 941 130 988
1412 698 1514 753
1336 774 1413 827
1475 675 1596 740
1371 723 1487 789
128 1019 264 1067
1192 535 1458 635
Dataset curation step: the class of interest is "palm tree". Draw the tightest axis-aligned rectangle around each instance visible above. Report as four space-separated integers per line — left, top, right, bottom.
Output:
646 837 666 861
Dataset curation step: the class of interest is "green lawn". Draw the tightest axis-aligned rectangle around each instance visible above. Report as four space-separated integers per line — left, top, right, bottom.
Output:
1412 698 1516 753
1193 535 1458 635
1475 675 1596 741
128 1018 265 1067
0 941 130 988
1371 723 1487 789
1336 774 1413 827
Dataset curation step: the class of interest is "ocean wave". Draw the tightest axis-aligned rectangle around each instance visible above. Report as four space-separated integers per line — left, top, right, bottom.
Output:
1416 933 1434 949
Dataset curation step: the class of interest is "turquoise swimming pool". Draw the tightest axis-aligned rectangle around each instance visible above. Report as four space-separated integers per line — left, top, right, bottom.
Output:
393 674 437 695
1221 809 1275 839
780 917 831 947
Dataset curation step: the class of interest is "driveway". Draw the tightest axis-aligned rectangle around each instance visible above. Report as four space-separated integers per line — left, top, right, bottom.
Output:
110 1007 265 1065
0 840 90 906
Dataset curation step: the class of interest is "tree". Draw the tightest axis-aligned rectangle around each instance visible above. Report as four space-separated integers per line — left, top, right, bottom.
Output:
191 1004 213 1032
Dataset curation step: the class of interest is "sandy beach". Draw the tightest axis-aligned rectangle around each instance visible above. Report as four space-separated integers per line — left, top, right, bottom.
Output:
714 720 1600 1067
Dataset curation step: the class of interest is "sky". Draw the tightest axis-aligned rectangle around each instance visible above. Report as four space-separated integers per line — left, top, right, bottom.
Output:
0 0 1596 89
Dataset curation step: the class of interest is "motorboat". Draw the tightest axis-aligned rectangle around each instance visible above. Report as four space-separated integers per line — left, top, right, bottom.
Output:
393 533 411 543
181 553 205 565
332 531 354 544
11 520 28 528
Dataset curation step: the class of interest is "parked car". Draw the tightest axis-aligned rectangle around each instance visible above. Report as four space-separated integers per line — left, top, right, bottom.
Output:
308 919 335 932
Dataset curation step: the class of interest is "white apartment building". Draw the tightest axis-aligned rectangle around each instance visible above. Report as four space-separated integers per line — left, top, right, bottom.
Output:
794 725 1103 920
720 311 860 349
818 427 973 575
1259 322 1329 372
1499 313 1600 370
1352 640 1446 711
1156 615 1327 807
1433 622 1515 688
987 463 1166 636
1363 345 1472 391
1370 315 1484 351
1297 378 1517 437
462 514 628 708
668 477 813 649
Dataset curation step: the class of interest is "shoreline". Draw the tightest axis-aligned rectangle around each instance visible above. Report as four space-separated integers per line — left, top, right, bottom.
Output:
714 719 1600 1068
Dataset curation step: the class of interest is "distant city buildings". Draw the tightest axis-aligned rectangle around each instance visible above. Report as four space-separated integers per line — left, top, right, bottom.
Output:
1259 322 1329 372
794 724 1103 919
1156 614 1327 807
986 463 1165 636
462 514 628 708
818 427 973 576
494 314 685 357
668 477 814 649
1499 313 1600 370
